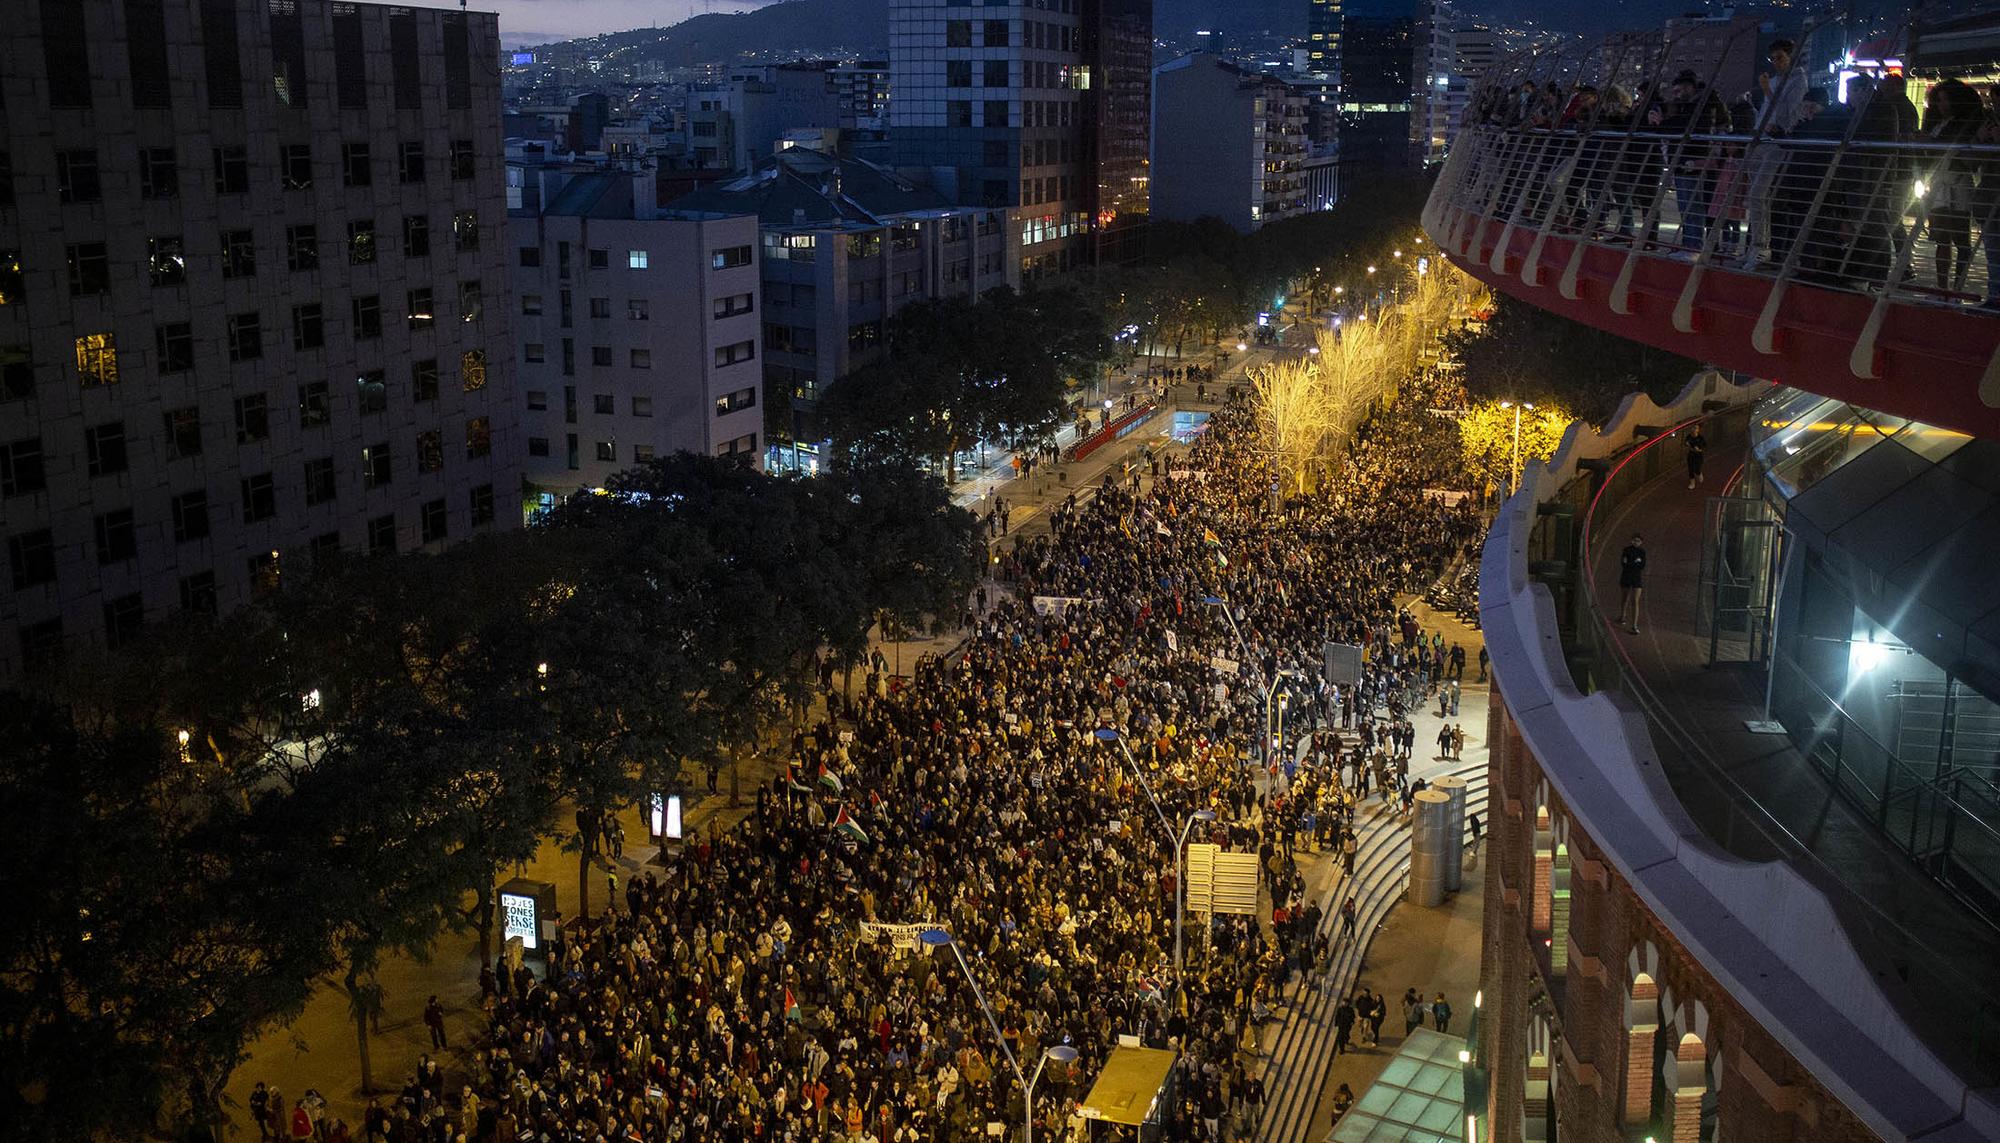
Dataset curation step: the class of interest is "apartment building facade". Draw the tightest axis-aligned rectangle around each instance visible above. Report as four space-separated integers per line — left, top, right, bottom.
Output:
1151 54 1312 234
508 161 762 504
1 0 518 677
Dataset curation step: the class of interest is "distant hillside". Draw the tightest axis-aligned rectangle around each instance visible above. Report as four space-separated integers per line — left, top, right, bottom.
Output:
527 0 1306 67
540 0 890 66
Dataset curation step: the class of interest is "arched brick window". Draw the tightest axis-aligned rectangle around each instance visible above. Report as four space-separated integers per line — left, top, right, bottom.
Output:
1621 942 1662 1127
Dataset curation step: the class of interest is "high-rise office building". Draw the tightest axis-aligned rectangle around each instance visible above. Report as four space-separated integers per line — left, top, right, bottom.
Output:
1339 0 1422 167
1306 0 1344 75
890 0 1146 279
1 0 519 678
1084 0 1153 265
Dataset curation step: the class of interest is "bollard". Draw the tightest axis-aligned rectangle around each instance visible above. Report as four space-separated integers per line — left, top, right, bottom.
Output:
1432 775 1469 893
1408 789 1452 907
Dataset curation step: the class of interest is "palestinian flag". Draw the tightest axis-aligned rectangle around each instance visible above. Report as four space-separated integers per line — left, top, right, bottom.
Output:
833 806 871 844
817 763 843 794
784 986 802 1022
787 766 813 795
1202 527 1221 548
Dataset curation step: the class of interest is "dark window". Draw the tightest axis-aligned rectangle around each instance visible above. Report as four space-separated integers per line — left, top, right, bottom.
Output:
455 211 480 251
127 0 173 108
451 139 476 180
213 145 250 194
19 618 65 668
57 150 101 204
303 456 336 505
287 224 319 271
104 594 145 649
984 101 1009 128
0 152 11 209
291 304 324 350
527 436 550 457
421 498 448 543
240 473 275 522
309 532 341 567
442 12 472 108
466 417 491 460
402 214 430 258
148 236 186 286
368 514 397 555
94 510 137 564
947 19 971 45
352 295 381 339
86 422 128 477
343 142 371 188
348 219 376 264
459 280 482 323
0 347 28 401
948 101 972 127
200 0 243 108
179 572 217 614
470 484 494 526
711 245 752 270
389 10 421 109
948 60 972 88
163 406 201 457
221 229 256 278
519 246 542 268
406 287 434 330
226 312 262 362
356 370 387 413
1 437 46 496
270 0 307 106
984 19 1009 46
593 393 614 415
0 250 19 304
985 60 1009 88
591 345 613 367
589 296 610 320
234 394 269 443
67 243 109 296
595 440 616 462
588 248 610 270
411 358 439 402
281 144 313 189
417 429 443 473
362 442 391 489
155 323 194 373
298 380 329 428
171 490 210 542
10 529 56 588
43 0 91 108
333 3 366 108
140 147 178 199
399 141 426 184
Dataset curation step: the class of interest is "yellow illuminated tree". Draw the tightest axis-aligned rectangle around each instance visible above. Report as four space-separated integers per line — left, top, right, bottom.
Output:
1250 354 1334 496
1458 399 1575 496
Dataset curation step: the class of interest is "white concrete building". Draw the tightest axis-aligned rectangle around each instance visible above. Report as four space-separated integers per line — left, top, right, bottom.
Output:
508 160 763 507
1151 54 1312 233
1 0 519 677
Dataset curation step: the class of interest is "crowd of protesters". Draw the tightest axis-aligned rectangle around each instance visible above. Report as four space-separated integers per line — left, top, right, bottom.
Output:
1468 36 2000 305
251 370 1484 1143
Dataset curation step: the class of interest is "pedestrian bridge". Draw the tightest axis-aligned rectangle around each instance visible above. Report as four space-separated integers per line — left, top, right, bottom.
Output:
1424 113 2000 439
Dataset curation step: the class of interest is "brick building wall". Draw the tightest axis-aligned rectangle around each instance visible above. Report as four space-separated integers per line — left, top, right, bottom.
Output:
1481 689 1885 1143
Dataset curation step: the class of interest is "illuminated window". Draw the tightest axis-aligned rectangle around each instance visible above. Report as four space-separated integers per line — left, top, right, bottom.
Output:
461 348 486 391
75 333 118 386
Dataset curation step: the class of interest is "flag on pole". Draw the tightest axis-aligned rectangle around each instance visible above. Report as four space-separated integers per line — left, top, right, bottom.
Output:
817 763 843 794
787 766 813 795
1202 527 1221 548
784 987 801 1022
833 806 871 844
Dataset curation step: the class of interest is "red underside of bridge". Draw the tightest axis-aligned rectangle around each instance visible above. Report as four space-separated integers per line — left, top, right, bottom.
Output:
1438 212 2000 440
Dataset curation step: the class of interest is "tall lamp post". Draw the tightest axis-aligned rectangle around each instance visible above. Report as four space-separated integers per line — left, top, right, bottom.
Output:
1499 400 1535 497
1092 728 1216 991
917 928 1078 1143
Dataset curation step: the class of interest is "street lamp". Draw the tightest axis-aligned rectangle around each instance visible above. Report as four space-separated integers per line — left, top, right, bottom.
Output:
1092 729 1215 991
1499 400 1536 496
918 929 1080 1143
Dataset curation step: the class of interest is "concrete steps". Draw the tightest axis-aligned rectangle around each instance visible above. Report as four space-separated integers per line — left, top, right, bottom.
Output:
1253 760 1490 1143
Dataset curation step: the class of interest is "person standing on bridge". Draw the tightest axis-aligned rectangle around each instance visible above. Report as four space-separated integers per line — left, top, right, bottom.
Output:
1618 533 1648 635
1686 426 1708 489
